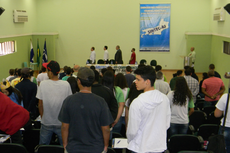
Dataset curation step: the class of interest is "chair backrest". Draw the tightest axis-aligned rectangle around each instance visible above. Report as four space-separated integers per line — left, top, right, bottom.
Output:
206 111 222 125
0 143 28 153
189 110 206 131
109 59 115 64
112 132 124 139
168 134 203 153
23 62 28 68
140 59 147 64
150 60 157 66
97 59 104 64
195 101 205 111
197 124 220 141
23 128 40 153
178 151 208 153
107 147 116 153
35 145 64 153
202 106 216 116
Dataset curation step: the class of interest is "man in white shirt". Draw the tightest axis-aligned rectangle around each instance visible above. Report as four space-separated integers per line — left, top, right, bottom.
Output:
89 47 96 64
103 46 109 64
188 47 196 67
127 66 171 153
36 60 72 145
155 71 171 95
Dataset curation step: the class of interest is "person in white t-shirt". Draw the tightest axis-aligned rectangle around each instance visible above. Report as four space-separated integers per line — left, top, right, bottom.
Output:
37 66 49 86
127 66 171 153
167 77 194 138
36 60 72 145
89 47 96 64
104 46 109 64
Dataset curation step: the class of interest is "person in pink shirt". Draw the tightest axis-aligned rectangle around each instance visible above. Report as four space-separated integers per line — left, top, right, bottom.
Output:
129 48 136 64
202 70 225 107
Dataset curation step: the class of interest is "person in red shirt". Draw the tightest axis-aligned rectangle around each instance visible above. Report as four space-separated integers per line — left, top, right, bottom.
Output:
0 92 30 144
129 48 136 64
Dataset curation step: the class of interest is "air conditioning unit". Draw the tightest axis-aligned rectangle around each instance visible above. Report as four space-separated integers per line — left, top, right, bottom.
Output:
13 10 28 22
213 7 225 21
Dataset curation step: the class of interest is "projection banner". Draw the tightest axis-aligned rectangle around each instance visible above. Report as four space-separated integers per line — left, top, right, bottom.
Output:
140 4 171 52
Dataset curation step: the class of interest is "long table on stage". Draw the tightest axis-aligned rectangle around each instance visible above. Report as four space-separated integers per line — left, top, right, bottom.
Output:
85 64 138 74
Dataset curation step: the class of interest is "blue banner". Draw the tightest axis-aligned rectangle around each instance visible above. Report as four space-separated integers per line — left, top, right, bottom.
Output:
140 4 171 52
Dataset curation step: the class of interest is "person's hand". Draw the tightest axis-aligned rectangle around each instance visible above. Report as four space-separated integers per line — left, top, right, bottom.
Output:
111 119 118 127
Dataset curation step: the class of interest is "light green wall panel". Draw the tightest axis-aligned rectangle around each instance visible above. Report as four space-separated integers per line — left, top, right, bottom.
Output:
186 35 212 72
211 35 230 90
35 0 211 69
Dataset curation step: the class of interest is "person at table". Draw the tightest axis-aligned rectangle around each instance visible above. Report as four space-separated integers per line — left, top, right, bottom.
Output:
104 46 109 64
129 48 136 64
114 45 123 64
89 47 96 64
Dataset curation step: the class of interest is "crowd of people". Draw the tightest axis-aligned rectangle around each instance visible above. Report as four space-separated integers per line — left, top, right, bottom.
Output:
1 60 230 153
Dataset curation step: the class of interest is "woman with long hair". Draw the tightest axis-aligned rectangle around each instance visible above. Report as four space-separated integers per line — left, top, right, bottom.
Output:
167 77 194 137
67 76 79 94
1 81 23 107
102 70 125 134
114 73 130 125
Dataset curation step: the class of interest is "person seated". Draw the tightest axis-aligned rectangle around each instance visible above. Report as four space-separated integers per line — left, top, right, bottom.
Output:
6 69 15 82
155 71 171 95
209 64 221 78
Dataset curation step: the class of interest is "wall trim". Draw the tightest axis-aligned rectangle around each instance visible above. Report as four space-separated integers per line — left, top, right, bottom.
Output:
185 32 230 38
0 33 59 39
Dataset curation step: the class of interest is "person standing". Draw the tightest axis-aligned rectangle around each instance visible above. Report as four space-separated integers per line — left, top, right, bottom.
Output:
129 48 136 64
127 66 171 153
59 67 113 153
104 46 109 64
188 47 196 67
36 60 72 145
89 47 96 64
114 45 123 64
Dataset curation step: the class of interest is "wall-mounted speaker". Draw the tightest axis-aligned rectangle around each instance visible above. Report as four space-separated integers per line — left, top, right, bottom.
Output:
0 7 5 16
224 3 230 14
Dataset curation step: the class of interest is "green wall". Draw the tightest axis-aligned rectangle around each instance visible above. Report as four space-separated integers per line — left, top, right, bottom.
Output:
185 34 212 72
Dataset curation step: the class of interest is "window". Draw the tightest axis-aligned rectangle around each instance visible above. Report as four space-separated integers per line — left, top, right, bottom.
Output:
0 41 15 56
223 41 230 55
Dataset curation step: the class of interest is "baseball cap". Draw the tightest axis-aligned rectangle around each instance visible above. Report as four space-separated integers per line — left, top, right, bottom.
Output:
42 60 60 75
21 68 31 75
77 67 95 86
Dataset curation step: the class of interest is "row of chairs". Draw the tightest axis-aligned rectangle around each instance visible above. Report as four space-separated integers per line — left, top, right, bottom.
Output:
88 59 157 66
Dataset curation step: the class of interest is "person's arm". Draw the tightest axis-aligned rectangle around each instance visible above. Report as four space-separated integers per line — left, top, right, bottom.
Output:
101 125 110 152
61 123 69 149
112 102 124 127
125 106 129 130
201 87 212 99
214 108 223 118
38 99 43 118
189 108 194 116
213 86 225 99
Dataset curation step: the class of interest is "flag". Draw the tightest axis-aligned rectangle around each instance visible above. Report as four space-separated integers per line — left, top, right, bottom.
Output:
42 40 48 63
37 39 41 67
30 41 34 63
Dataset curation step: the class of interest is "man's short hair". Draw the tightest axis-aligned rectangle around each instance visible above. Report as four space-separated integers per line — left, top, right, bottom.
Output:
208 70 215 77
132 48 135 51
17 69 22 77
184 68 192 76
126 66 132 72
90 66 95 70
155 65 162 72
209 64 215 69
116 45 120 49
77 67 95 87
138 63 145 68
184 66 190 70
41 66 46 72
134 66 156 86
73 65 80 71
101 68 107 76
9 69 14 75
156 71 163 79
104 46 108 50
92 47 95 50
66 67 72 75
177 70 183 76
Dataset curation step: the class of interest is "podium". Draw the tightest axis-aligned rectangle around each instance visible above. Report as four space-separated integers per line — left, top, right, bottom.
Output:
184 56 192 67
